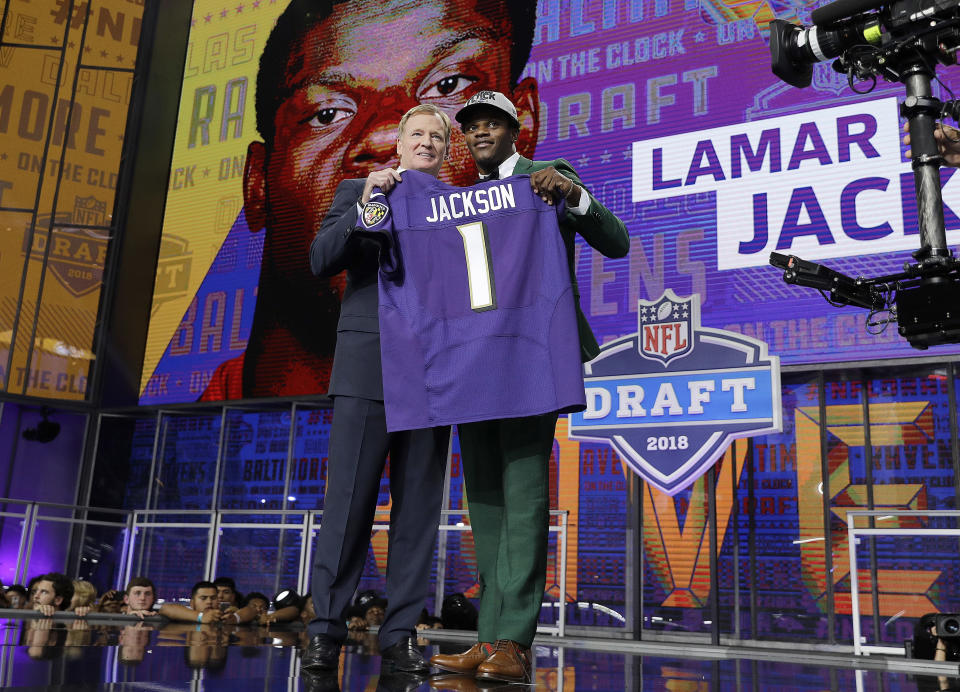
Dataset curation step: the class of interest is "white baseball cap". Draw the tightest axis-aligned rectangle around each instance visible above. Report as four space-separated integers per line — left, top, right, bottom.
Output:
455 90 520 128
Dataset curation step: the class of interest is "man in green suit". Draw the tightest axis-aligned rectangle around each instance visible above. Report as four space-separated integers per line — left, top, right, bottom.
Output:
430 91 629 684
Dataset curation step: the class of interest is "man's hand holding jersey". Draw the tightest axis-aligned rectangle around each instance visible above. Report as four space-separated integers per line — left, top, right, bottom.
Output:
530 165 583 207
362 168 403 204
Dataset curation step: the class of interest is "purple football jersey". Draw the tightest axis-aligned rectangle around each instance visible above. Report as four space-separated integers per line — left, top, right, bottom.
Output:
357 169 586 432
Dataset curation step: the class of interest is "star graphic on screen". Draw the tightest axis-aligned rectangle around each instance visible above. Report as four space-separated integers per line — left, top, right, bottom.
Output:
236 3 245 12
203 168 210 178
191 18 197 27
100 50 108 58
623 146 632 161
577 154 589 168
68 41 75 48
600 150 611 164
253 0 261 7
51 36 60 44
204 13 212 22
116 54 124 63
0 153 7 161
695 31 706 42
221 8 229 18
84 45 91 52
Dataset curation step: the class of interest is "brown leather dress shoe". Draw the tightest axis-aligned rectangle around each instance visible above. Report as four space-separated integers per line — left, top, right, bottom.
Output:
429 641 494 674
429 674 478 691
475 639 532 683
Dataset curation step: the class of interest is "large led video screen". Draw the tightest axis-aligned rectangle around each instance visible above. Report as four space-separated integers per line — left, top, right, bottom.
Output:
139 0 960 404
0 0 141 400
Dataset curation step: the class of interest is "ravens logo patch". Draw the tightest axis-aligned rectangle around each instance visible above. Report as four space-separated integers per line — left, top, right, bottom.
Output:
362 201 389 228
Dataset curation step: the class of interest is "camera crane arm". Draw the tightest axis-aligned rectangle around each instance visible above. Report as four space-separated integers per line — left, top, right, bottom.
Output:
769 252 886 310
768 0 960 348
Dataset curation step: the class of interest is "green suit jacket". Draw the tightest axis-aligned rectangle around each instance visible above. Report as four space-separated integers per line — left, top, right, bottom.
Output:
512 156 629 361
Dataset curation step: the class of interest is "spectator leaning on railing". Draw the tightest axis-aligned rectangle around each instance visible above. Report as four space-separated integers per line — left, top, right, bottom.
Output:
30 573 73 616
158 581 225 624
158 580 263 625
122 577 158 618
70 579 97 617
94 576 159 617
213 576 240 611
5 584 28 609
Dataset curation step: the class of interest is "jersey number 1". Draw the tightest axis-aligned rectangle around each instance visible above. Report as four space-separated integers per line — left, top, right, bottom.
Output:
456 221 496 312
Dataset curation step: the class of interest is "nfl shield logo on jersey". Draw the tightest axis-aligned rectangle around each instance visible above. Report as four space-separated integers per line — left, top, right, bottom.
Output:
568 291 782 495
639 292 692 365
362 201 389 228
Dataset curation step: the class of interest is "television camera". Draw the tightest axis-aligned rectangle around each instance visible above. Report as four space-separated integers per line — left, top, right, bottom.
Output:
769 0 960 348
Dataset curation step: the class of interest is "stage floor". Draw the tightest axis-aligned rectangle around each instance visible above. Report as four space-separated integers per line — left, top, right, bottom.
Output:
2 614 959 691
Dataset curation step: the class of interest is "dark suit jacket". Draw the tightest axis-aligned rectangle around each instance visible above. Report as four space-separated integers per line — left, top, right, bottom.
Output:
309 178 385 400
513 156 629 361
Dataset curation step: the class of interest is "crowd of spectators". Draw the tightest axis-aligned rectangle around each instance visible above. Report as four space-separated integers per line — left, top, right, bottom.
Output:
1 572 477 671
3 573 475 632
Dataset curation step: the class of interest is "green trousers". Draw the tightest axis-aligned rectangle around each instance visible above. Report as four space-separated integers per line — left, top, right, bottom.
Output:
458 411 559 648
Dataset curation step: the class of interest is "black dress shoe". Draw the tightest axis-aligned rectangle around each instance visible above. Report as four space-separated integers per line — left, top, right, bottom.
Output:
301 668 341 692
377 670 428 692
302 634 342 672
380 636 429 673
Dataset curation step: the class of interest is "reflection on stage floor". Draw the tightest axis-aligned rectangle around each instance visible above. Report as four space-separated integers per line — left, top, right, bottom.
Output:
1 613 958 691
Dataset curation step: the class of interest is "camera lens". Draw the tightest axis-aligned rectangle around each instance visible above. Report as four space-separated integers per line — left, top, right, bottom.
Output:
944 617 960 635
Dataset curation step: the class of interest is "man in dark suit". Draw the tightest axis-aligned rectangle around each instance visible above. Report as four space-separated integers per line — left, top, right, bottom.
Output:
302 104 453 674
430 91 629 684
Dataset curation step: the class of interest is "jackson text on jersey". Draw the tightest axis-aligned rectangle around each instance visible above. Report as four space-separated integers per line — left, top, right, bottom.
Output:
425 183 518 223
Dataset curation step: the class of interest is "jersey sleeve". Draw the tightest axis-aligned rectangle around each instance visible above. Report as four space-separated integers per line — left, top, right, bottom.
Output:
353 190 401 279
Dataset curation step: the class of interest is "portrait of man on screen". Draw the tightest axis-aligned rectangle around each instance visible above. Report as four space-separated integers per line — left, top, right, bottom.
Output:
164 0 540 400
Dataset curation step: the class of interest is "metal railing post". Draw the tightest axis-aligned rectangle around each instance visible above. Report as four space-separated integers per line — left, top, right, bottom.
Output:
434 435 455 615
848 511 862 656
127 511 142 586
277 403 298 595
116 511 136 589
206 510 222 580
559 510 568 638
211 407 229 510
17 502 39 584
14 502 34 584
298 511 317 597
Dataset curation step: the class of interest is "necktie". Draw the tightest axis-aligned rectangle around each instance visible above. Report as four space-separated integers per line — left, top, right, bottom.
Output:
475 169 499 184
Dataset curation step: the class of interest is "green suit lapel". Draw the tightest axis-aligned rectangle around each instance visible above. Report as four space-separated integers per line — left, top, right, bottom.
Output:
512 156 539 175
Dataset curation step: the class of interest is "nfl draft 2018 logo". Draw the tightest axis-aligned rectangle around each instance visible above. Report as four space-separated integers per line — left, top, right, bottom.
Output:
569 290 782 495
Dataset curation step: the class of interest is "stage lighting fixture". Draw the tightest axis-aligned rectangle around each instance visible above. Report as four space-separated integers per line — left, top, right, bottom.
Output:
22 408 60 443
273 589 301 610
